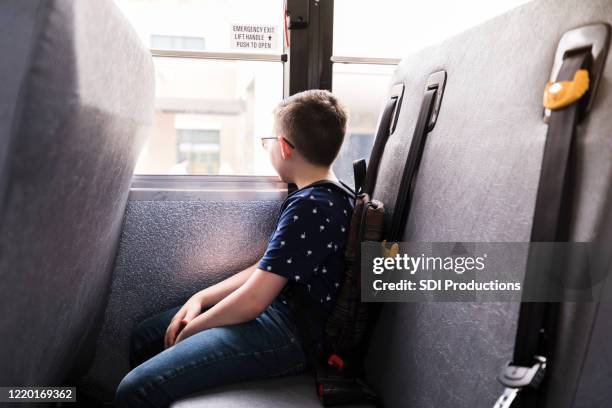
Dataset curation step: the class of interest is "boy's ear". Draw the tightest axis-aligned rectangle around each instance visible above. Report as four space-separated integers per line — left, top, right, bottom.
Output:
279 137 293 159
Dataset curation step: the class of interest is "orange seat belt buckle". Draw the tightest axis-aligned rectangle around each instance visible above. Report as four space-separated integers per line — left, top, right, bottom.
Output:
328 354 345 371
543 69 590 110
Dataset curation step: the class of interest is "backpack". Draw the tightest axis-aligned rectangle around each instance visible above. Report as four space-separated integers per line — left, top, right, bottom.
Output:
324 184 384 362
296 160 386 406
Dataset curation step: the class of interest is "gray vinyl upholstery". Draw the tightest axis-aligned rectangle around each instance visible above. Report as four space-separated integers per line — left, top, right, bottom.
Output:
0 0 154 389
172 0 612 406
362 0 612 407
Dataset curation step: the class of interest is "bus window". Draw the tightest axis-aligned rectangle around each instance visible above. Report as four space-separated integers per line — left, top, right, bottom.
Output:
332 63 395 186
115 0 285 176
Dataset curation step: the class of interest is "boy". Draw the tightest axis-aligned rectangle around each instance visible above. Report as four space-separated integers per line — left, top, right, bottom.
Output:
115 89 354 407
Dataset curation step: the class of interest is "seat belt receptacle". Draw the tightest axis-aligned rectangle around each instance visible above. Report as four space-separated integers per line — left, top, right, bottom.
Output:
494 356 547 408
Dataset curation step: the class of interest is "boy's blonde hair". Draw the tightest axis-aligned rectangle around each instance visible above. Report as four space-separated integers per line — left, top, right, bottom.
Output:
273 89 348 167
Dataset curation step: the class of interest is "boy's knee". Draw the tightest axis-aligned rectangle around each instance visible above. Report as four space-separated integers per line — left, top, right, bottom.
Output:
115 370 144 408
116 366 172 408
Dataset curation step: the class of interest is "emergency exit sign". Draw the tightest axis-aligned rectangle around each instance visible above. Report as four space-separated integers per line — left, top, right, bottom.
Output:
231 23 278 51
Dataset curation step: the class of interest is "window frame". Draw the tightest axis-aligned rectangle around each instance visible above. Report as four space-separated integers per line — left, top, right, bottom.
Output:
130 174 287 200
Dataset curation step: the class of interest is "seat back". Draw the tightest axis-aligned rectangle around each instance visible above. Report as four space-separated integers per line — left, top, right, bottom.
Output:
364 0 612 406
0 0 154 386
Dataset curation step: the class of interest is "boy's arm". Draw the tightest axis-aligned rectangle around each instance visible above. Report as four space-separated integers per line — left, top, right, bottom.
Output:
163 260 259 348
193 260 260 308
174 268 287 344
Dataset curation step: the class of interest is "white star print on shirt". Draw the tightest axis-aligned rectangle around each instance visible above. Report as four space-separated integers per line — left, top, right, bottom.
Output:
257 183 355 324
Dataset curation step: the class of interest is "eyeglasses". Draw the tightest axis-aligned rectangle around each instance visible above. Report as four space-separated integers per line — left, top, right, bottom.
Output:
260 136 295 149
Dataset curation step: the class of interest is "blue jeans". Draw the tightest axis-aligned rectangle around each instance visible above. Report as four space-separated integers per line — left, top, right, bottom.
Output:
115 301 308 407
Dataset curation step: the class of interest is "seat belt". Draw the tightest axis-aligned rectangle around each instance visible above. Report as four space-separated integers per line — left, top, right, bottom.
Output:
373 71 445 341
352 159 367 195
494 50 594 408
363 84 404 196
388 88 436 241
384 71 446 248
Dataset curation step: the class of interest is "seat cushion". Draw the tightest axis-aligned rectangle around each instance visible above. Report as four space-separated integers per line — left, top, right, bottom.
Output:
171 374 375 408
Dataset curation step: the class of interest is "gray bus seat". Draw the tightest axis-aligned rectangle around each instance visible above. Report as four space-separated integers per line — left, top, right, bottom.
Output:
171 0 612 406
0 0 154 389
363 0 612 407
171 374 374 408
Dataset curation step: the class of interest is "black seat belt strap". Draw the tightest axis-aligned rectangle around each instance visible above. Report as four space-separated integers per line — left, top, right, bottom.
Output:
514 52 590 361
363 84 404 196
388 88 437 241
494 50 593 408
386 70 446 242
352 159 367 195
369 72 445 357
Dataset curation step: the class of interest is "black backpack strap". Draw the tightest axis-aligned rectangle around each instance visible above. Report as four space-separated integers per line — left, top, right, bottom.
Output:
353 159 367 195
495 48 595 408
307 179 355 200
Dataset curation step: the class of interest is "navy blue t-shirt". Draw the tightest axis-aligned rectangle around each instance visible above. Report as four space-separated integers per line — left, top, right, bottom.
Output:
258 181 354 341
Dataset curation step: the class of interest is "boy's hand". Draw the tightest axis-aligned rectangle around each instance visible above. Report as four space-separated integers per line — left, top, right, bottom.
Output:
173 321 199 345
164 295 203 348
